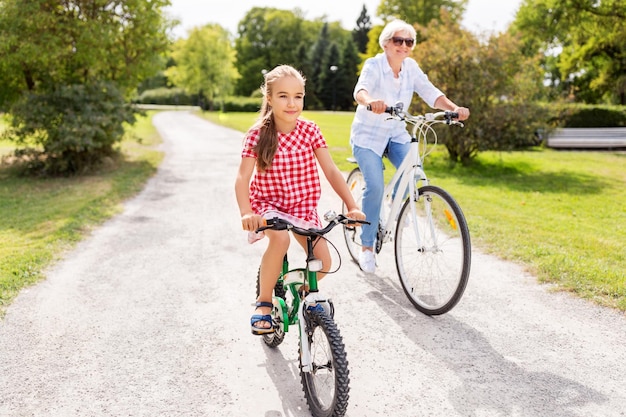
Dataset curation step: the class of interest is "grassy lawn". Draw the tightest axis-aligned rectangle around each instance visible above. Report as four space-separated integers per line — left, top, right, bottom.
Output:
0 112 163 315
201 111 626 312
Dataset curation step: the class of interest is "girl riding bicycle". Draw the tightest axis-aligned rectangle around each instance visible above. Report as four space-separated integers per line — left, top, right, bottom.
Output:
350 19 470 273
235 64 365 335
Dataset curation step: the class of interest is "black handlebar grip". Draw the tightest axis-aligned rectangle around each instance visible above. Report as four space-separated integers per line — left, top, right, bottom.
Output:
366 104 394 114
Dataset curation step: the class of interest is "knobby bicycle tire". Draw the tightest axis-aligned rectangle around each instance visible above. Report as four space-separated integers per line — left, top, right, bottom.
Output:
300 309 350 417
394 185 471 315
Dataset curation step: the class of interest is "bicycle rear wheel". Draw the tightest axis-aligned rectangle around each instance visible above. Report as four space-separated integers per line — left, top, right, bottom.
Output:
342 168 364 264
394 185 471 315
300 309 350 417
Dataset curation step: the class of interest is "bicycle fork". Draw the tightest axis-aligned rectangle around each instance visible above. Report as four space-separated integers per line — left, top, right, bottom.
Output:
298 291 332 372
298 306 313 372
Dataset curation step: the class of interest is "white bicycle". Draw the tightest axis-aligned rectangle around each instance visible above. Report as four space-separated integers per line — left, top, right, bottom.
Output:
342 103 471 315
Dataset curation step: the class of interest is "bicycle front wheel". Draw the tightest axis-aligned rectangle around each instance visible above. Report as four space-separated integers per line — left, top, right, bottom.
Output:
342 167 364 264
394 185 471 315
300 310 350 417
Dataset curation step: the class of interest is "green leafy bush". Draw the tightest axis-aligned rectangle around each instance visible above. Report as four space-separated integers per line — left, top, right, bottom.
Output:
134 87 200 106
4 81 137 175
134 88 261 112
557 105 626 127
434 102 546 163
220 97 261 112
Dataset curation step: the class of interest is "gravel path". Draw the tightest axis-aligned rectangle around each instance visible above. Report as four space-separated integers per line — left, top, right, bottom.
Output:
1 111 624 417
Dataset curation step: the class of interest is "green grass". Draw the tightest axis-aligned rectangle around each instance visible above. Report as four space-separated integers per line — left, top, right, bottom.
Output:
201 111 626 312
0 111 163 314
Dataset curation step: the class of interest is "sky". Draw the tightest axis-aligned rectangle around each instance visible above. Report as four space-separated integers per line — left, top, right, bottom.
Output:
164 0 523 39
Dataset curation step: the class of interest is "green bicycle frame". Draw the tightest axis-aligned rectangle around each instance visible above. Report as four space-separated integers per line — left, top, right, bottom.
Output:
273 251 320 333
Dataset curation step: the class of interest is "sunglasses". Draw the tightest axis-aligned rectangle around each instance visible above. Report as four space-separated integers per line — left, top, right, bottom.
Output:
391 37 415 47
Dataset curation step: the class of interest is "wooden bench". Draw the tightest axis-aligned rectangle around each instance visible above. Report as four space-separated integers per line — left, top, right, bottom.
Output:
547 127 626 149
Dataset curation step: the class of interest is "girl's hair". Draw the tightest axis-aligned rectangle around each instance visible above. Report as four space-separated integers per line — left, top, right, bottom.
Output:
378 19 416 50
253 64 306 172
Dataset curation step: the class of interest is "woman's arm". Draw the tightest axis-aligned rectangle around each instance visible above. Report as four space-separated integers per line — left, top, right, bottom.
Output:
433 95 470 121
355 89 386 114
353 58 387 114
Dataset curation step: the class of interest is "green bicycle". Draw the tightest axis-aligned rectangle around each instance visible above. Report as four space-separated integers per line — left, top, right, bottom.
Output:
255 211 367 417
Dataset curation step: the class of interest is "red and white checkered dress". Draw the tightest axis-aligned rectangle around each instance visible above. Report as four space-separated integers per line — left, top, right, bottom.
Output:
242 119 328 228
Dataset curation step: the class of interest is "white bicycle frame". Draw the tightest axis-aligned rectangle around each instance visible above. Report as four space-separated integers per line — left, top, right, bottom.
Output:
298 291 330 373
377 111 462 249
379 137 426 245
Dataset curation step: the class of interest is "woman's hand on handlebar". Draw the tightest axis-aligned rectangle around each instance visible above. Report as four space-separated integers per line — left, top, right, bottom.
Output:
365 99 387 114
453 106 470 121
241 212 265 232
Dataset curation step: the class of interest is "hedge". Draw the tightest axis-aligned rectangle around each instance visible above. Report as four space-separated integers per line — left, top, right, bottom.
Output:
134 88 261 112
546 103 626 128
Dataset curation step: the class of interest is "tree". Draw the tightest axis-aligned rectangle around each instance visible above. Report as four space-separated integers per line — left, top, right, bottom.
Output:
307 23 332 109
363 25 384 63
411 13 545 163
234 7 310 96
5 81 136 175
377 0 467 26
0 0 172 174
317 43 342 110
352 4 372 53
337 40 361 110
0 0 172 103
512 0 626 104
166 24 238 110
232 7 356 103
295 42 313 89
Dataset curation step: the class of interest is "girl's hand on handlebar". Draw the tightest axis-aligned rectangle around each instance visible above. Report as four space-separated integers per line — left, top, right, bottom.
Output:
241 212 265 232
453 106 470 121
345 208 366 225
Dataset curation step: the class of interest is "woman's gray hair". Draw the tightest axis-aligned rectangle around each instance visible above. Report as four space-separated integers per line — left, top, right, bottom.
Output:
378 19 416 49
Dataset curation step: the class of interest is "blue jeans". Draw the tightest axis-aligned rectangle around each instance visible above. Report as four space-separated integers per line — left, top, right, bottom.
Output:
352 142 410 248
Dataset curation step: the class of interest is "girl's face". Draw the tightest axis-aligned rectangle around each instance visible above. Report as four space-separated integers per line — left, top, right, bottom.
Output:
267 75 304 132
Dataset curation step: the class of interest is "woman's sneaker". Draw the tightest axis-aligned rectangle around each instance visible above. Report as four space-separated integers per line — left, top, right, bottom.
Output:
358 250 376 273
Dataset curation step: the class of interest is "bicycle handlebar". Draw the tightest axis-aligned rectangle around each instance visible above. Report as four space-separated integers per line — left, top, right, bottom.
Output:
366 103 462 126
255 213 369 237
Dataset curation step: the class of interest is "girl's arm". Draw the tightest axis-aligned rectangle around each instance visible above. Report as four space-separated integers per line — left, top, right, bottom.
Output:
314 147 365 220
235 157 264 231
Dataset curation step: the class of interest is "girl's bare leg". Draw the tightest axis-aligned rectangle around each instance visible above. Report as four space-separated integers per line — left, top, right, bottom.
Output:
254 230 290 329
